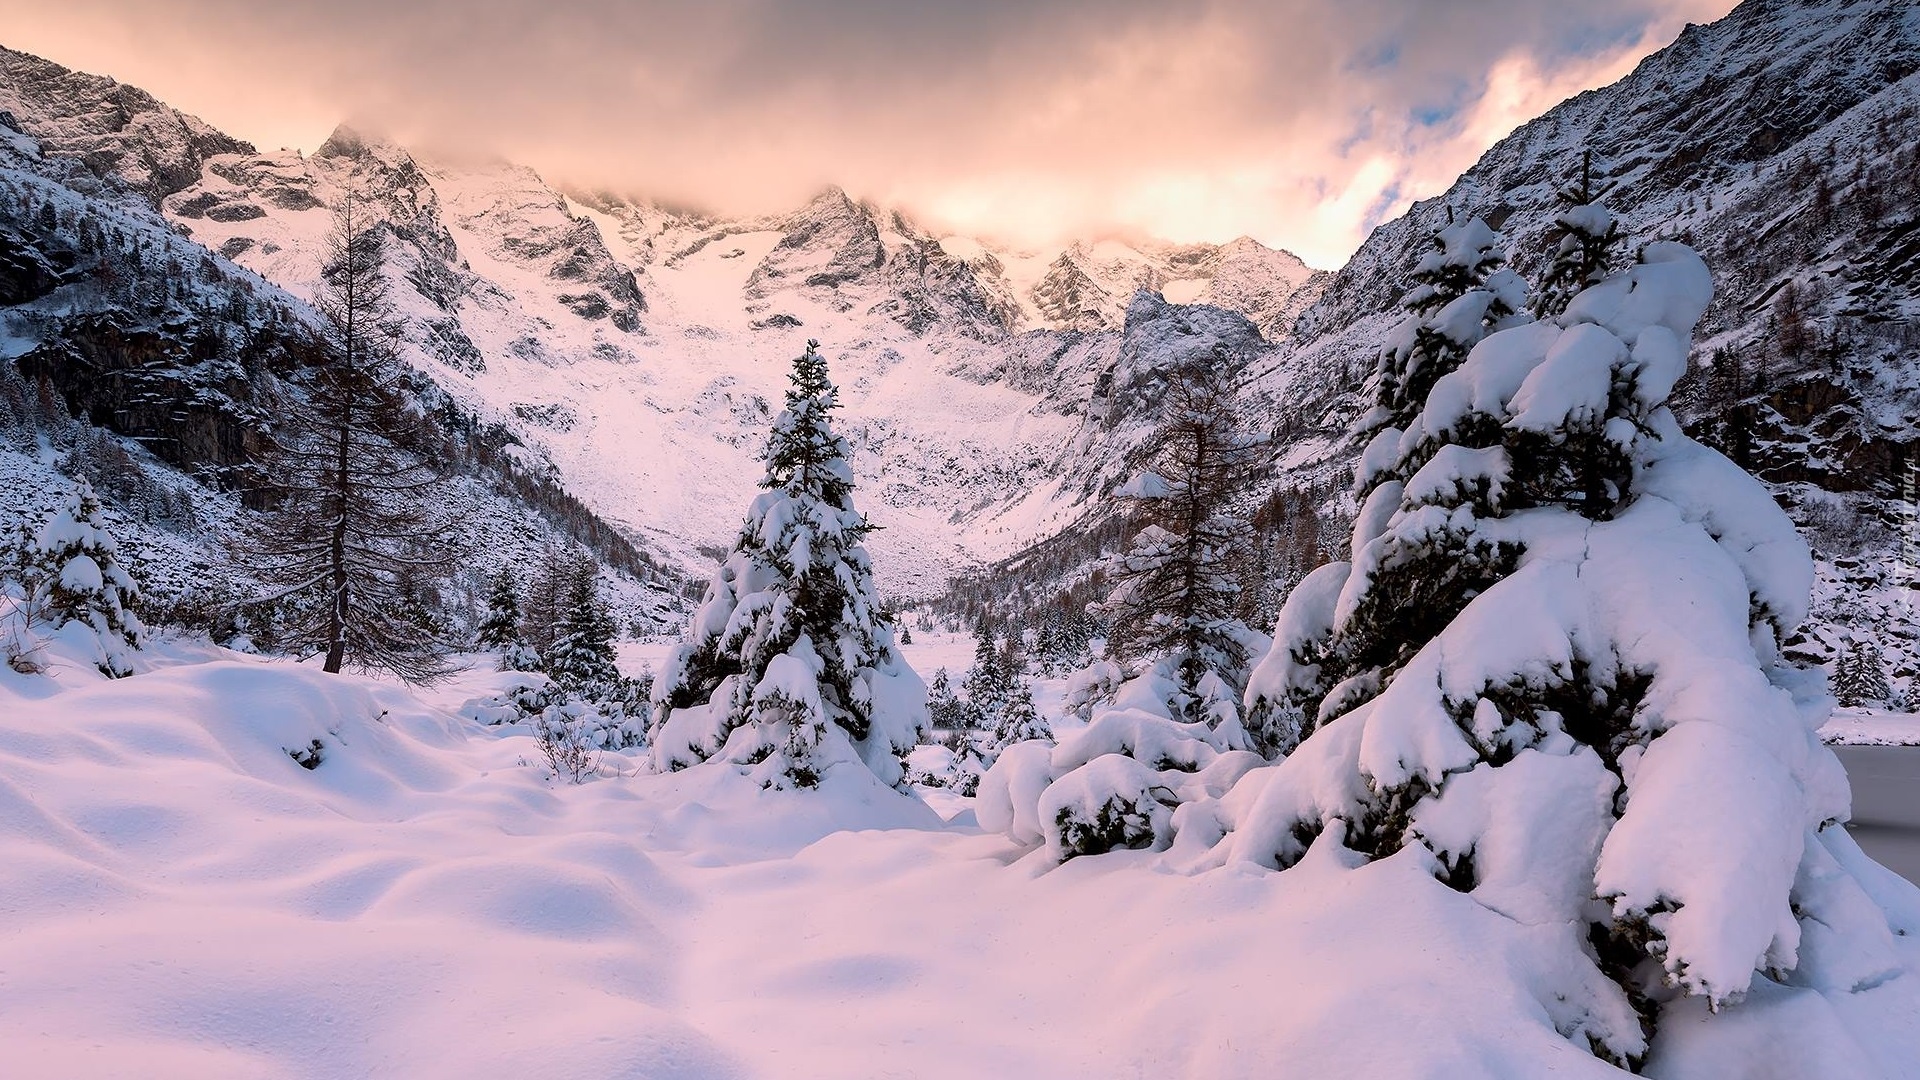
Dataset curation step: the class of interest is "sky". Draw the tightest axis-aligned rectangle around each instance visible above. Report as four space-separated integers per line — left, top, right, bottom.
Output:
0 0 1737 268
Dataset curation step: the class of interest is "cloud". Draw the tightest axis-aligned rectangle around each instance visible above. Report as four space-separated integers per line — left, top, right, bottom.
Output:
0 0 1736 266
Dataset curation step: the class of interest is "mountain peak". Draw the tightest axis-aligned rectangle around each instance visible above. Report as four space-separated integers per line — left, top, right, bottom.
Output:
315 123 409 163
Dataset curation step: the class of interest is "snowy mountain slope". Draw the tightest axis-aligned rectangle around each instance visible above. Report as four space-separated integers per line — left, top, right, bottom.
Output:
944 0 1920 674
1278 0 1920 472
10 0 1916 637
6 78 1313 595
0 97 681 634
0 45 249 206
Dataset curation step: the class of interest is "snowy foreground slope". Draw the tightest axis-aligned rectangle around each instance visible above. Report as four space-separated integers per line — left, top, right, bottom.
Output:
4 639 1919 1079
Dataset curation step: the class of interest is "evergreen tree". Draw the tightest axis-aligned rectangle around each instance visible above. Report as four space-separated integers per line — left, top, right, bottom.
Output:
650 341 927 788
1532 151 1623 320
1249 213 1530 757
1232 187 1899 1065
1093 352 1261 719
960 620 1009 731
1834 639 1890 707
992 679 1052 750
926 667 965 730
545 567 621 692
1363 211 1527 440
478 565 541 671
477 566 523 649
242 193 458 682
27 477 144 677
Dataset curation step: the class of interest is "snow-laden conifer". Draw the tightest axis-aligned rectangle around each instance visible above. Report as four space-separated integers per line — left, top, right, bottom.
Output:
926 667 964 730
544 569 621 692
477 567 523 651
1247 215 1531 757
1833 638 1890 707
960 622 1011 732
1533 153 1623 320
27 477 144 676
992 680 1052 750
1221 205 1909 1066
649 340 927 788
1362 213 1529 441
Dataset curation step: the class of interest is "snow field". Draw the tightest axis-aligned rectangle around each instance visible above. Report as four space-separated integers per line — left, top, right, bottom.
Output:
22 636 1909 1078
1824 708 1920 747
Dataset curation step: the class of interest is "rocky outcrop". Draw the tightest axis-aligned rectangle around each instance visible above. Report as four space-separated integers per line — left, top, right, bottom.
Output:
0 46 251 205
746 188 887 297
14 310 280 475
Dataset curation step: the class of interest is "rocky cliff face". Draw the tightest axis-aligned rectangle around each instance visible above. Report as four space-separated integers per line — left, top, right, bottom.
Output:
0 45 250 205
0 86 678 622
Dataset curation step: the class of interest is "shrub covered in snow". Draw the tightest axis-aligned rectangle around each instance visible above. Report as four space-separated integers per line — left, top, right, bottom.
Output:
649 341 927 788
978 659 1262 861
26 478 145 677
460 668 648 762
1215 215 1912 1066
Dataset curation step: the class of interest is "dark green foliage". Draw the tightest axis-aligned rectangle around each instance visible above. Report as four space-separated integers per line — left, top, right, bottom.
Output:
476 566 523 650
287 739 325 770
1834 638 1891 707
1054 794 1159 859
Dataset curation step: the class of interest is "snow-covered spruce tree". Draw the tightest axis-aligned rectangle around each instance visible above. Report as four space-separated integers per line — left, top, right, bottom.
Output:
1532 152 1622 321
649 340 927 788
477 567 523 650
27 477 144 676
992 679 1052 750
926 667 965 730
1246 215 1531 758
544 568 621 692
941 673 1051 799
1833 639 1890 707
1364 213 1529 441
1222 218 1912 1066
243 193 458 683
960 621 1011 732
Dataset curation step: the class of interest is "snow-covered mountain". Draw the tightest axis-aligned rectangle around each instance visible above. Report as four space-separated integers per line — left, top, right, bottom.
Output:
0 56 682 634
4 0 1919 647
0 44 1326 597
